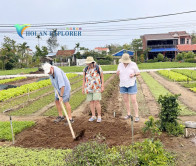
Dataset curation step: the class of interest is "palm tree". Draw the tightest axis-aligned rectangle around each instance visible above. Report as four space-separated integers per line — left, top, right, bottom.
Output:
19 42 29 64
75 42 80 52
36 35 41 47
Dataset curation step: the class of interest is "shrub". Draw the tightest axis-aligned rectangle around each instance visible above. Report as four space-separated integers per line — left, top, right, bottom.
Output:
158 94 184 136
142 116 162 140
165 122 185 136
184 58 196 63
157 53 164 62
140 54 145 63
65 140 175 166
65 141 108 166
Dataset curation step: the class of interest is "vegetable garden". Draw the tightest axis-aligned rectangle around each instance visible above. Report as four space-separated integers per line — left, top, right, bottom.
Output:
0 64 196 166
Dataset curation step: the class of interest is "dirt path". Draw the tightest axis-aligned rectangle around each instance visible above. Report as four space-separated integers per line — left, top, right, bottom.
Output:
150 72 196 112
137 75 159 117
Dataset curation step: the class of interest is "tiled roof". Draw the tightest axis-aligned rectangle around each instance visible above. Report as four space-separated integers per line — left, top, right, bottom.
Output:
56 50 75 56
94 47 109 51
142 31 190 41
177 44 196 52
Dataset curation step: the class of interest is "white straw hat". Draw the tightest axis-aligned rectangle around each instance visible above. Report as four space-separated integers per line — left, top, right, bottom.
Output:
42 63 52 74
119 53 131 63
85 56 95 64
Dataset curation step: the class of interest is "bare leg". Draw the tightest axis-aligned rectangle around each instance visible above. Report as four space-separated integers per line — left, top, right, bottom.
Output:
90 101 95 116
94 100 101 117
64 102 72 120
55 100 63 116
130 94 139 117
122 94 131 115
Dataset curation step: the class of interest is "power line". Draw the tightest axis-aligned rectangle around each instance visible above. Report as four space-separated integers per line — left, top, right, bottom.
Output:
0 10 196 27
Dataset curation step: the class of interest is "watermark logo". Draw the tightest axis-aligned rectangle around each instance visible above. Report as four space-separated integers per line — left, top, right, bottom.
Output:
15 24 31 38
15 24 82 38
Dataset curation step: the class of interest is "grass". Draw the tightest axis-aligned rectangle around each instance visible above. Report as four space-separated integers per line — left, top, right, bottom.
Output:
0 121 35 141
140 72 196 116
0 68 38 75
58 62 196 73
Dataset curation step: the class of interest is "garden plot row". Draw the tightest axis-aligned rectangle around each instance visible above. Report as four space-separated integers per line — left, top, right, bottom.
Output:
157 69 196 93
4 74 112 116
5 78 83 116
0 75 83 113
0 73 78 101
140 72 196 116
0 76 27 84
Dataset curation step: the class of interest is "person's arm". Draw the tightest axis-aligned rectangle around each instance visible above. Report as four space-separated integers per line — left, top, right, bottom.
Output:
82 72 85 94
101 72 104 92
60 86 65 97
130 63 140 78
116 64 120 75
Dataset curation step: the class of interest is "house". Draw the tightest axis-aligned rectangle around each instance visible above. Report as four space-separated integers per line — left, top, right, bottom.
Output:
26 48 33 56
56 50 76 65
94 47 109 54
141 31 191 59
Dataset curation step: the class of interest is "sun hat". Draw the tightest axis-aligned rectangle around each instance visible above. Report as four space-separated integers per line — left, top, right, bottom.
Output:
119 53 131 63
85 56 95 64
42 63 52 74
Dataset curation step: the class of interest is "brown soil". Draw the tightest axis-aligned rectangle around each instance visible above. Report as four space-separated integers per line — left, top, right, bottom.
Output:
14 116 144 149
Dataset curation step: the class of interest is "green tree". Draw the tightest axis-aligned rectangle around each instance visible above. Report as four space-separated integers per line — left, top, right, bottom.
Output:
47 29 59 52
18 42 30 65
1 37 18 70
191 33 196 44
131 39 143 63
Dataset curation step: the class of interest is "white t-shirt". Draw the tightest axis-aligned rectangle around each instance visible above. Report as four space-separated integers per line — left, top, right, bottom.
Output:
117 62 140 87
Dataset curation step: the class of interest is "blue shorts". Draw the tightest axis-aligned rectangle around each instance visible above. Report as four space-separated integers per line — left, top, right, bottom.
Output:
120 82 137 95
55 93 70 103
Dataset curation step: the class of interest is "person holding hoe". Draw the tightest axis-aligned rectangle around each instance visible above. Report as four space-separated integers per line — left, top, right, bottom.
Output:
116 53 140 122
42 63 73 124
82 56 104 123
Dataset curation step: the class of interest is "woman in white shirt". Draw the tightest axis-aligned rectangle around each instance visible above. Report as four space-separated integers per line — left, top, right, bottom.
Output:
117 53 140 122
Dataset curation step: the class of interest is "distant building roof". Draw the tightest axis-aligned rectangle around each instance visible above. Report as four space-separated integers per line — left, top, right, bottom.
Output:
177 44 196 52
94 47 109 51
46 53 56 57
56 50 75 57
112 49 134 56
142 31 190 41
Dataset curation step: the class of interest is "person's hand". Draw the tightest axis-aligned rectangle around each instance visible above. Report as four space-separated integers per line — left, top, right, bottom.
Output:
116 70 120 75
130 73 135 78
101 86 104 92
59 96 63 103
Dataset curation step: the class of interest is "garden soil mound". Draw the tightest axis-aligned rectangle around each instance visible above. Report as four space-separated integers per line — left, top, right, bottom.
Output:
14 116 144 149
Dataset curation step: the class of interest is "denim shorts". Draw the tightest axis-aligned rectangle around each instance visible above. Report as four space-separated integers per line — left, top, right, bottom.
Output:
55 93 70 103
120 82 137 95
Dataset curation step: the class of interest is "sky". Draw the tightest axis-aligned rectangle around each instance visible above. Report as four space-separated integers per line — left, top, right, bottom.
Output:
1 0 196 52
